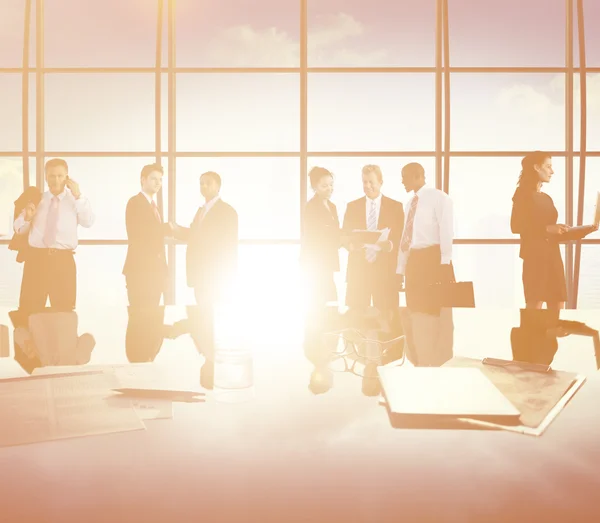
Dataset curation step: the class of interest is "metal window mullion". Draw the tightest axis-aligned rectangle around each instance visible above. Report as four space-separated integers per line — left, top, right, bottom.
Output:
300 0 308 238
435 0 443 189
166 0 176 305
565 0 575 308
573 0 588 307
35 0 45 189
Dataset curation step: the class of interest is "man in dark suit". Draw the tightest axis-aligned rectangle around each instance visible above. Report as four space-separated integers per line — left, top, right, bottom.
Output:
342 164 404 314
172 171 238 306
123 163 172 306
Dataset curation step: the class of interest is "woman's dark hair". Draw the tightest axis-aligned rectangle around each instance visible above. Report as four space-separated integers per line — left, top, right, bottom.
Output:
308 166 333 190
517 151 550 191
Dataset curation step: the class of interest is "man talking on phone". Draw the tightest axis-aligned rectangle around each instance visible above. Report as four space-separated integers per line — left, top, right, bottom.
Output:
13 158 95 312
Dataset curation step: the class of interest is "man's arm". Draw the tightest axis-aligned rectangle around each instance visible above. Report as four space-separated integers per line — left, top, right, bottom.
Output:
75 195 95 228
13 210 31 235
387 201 404 251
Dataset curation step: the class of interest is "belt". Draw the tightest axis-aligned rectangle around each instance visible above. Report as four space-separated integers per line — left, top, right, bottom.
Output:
31 247 74 256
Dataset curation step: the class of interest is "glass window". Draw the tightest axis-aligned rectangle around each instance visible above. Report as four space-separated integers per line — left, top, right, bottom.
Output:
573 158 600 226
175 157 300 240
45 74 156 152
44 0 159 67
42 157 169 241
448 0 565 67
0 74 21 152
575 1 600 67
306 156 436 218
0 0 25 67
308 0 435 67
308 73 435 152
449 157 566 239
75 245 129 308
574 74 600 152
176 74 300 152
451 74 565 152
452 245 527 308
177 0 299 67
0 157 24 238
0 245 23 307
577 246 600 308
175 244 302 307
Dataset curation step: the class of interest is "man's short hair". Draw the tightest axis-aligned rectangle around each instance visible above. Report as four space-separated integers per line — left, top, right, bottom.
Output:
402 162 425 179
140 163 164 180
200 171 222 187
362 164 383 183
45 158 68 173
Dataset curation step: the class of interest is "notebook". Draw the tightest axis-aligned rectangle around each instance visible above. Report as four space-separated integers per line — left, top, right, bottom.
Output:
377 366 521 423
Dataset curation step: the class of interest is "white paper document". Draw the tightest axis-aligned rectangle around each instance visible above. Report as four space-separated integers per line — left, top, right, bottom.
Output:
0 372 145 448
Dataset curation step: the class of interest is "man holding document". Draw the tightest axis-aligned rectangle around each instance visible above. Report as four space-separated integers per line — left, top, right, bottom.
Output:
342 165 404 312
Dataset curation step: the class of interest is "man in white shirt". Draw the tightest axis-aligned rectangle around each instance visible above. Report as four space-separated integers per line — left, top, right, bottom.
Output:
396 162 454 312
13 158 95 312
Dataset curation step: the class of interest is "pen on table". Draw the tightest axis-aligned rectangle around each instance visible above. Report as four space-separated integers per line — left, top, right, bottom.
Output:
112 388 206 402
482 358 551 373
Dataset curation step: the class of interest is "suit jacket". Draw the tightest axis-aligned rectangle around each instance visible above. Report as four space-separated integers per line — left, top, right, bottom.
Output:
176 199 238 290
123 193 170 277
8 186 42 263
300 196 341 273
342 195 404 284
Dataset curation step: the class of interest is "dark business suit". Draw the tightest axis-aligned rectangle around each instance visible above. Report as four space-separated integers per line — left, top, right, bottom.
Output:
300 196 341 305
123 193 171 306
342 195 404 311
176 198 238 305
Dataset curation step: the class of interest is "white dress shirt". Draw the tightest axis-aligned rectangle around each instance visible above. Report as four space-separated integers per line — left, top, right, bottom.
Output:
13 189 95 250
365 193 383 227
141 191 156 204
397 186 454 275
197 195 221 222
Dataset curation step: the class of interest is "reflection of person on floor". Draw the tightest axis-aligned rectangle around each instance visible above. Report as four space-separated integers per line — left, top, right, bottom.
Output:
125 306 169 363
400 307 454 367
13 158 95 313
13 309 95 373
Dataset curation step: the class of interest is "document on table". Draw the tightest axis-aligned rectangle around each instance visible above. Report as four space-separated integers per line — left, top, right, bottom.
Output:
0 371 145 448
33 363 175 420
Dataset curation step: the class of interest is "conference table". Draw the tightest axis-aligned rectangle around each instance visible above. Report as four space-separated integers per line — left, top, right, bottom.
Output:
0 305 599 523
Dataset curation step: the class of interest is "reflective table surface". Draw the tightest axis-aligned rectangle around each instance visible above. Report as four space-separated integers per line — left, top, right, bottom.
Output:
1 305 599 523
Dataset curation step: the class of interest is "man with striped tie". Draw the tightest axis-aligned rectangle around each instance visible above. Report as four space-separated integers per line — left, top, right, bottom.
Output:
342 165 404 313
13 158 95 312
397 162 454 312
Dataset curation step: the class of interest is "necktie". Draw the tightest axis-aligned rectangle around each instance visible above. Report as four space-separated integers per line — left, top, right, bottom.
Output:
365 200 377 263
43 196 59 248
400 194 419 252
151 200 161 222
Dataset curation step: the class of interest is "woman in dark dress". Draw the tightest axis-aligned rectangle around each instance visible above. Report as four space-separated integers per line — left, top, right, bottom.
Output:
510 151 569 309
300 167 341 307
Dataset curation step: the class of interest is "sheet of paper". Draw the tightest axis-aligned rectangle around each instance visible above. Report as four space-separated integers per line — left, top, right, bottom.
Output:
365 227 390 251
105 394 173 421
0 372 145 448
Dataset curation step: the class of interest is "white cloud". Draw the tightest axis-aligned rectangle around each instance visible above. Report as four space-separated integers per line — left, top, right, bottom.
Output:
204 12 389 67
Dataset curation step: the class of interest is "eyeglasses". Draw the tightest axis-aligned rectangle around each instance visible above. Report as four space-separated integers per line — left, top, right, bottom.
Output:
323 329 406 377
